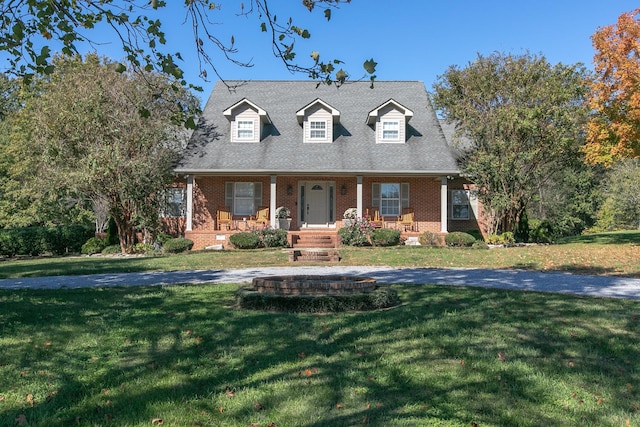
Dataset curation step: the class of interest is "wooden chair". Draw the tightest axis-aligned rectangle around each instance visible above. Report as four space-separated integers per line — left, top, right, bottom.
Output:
216 206 233 230
397 208 416 231
366 207 383 228
250 206 270 228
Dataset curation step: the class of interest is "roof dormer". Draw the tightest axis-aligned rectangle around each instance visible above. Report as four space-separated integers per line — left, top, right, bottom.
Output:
296 99 340 143
367 99 413 143
223 98 271 142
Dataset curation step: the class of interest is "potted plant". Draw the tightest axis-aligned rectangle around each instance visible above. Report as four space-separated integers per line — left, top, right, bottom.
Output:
275 206 291 230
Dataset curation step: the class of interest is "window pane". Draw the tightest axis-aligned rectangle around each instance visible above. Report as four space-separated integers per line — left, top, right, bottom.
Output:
237 120 253 139
309 121 326 139
234 182 255 216
382 121 399 140
380 183 400 216
452 190 470 219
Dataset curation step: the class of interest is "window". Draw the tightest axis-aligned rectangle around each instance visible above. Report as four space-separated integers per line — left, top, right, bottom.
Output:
236 120 254 140
382 120 399 141
309 121 326 140
372 182 409 217
161 188 185 218
225 182 262 216
451 190 470 220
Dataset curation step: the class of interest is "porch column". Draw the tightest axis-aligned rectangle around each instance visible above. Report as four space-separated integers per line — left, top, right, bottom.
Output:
270 175 277 228
440 176 448 233
186 176 194 231
356 176 363 218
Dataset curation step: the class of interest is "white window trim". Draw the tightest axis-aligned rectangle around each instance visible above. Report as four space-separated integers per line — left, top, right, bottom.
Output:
381 120 400 142
236 119 255 141
309 120 327 140
161 188 186 218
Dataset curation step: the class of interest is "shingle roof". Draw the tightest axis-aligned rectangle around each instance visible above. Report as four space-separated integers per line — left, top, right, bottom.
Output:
175 80 460 175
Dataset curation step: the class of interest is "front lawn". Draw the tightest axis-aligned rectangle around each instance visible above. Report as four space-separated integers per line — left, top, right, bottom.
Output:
1 284 639 426
0 230 639 279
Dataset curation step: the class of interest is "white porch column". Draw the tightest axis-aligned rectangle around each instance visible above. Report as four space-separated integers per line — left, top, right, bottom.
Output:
186 176 194 231
440 176 448 233
356 176 363 218
270 175 277 228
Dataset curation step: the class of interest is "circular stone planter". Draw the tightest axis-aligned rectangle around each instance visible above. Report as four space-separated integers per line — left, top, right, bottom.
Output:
237 275 399 313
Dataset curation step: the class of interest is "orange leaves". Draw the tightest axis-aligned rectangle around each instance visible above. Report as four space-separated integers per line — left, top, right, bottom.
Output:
586 8 640 165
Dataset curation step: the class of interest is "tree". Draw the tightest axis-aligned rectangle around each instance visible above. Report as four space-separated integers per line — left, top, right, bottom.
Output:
596 159 640 229
432 52 588 235
11 54 199 252
584 8 640 166
0 0 374 90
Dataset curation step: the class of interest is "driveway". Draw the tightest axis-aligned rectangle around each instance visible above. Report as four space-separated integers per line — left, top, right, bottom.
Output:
1 266 640 300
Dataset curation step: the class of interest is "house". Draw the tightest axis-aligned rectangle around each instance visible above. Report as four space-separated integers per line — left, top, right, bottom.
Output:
171 80 484 249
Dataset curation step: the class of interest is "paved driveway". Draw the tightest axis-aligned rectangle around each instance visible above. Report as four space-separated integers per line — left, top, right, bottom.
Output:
1 266 640 300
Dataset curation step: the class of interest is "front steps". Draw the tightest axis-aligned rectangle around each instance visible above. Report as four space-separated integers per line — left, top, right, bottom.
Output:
288 231 339 262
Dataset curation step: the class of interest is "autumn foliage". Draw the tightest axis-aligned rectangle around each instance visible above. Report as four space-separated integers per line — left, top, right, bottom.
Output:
585 8 640 166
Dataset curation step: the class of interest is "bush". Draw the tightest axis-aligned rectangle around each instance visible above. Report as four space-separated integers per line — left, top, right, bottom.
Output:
466 229 484 241
229 232 260 249
131 243 154 254
444 231 476 247
101 244 122 254
501 231 515 244
105 217 119 246
255 227 288 248
485 234 504 245
0 225 93 257
162 237 194 253
155 233 173 245
418 231 442 247
81 237 107 255
237 286 400 313
371 228 401 246
472 240 490 250
529 219 554 243
338 218 373 246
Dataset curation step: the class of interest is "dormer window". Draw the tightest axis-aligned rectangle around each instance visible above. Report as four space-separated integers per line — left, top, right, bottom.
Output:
236 120 255 140
367 99 413 144
296 99 340 143
382 120 400 141
223 98 271 143
310 121 327 140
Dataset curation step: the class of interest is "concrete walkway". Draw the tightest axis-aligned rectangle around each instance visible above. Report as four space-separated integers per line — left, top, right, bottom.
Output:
1 266 640 300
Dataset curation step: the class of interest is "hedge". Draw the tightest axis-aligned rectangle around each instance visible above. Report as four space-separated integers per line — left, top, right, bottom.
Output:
0 225 93 257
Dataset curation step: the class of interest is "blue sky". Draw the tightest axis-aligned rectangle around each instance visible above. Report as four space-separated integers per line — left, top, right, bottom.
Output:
5 1 639 104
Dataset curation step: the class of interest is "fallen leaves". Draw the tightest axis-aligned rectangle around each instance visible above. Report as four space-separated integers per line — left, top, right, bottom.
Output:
151 417 164 425
497 352 507 362
15 413 27 425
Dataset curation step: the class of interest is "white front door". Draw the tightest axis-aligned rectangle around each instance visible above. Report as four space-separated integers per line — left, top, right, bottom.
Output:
302 181 334 226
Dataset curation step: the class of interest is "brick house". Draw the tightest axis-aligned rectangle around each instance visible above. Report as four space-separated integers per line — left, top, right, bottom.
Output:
171 80 484 249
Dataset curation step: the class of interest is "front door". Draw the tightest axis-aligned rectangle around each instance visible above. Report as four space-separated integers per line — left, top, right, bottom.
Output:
301 181 334 227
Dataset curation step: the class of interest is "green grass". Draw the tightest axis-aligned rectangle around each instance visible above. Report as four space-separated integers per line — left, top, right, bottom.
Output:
1 230 639 279
1 284 639 426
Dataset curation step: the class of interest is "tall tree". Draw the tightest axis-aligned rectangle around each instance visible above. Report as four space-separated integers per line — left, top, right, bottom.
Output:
584 8 640 166
432 52 588 235
0 0 373 90
597 159 640 229
11 54 199 252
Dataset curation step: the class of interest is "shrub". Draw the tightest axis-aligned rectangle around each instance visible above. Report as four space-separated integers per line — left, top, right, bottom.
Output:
255 227 288 248
485 234 504 245
131 243 154 254
444 231 476 247
529 219 554 243
466 229 484 241
418 231 442 247
0 225 93 257
371 228 401 246
155 233 173 245
229 232 261 249
338 218 373 246
81 237 107 255
162 237 194 253
101 244 122 254
237 286 400 313
501 231 515 245
472 240 490 250
105 217 119 246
